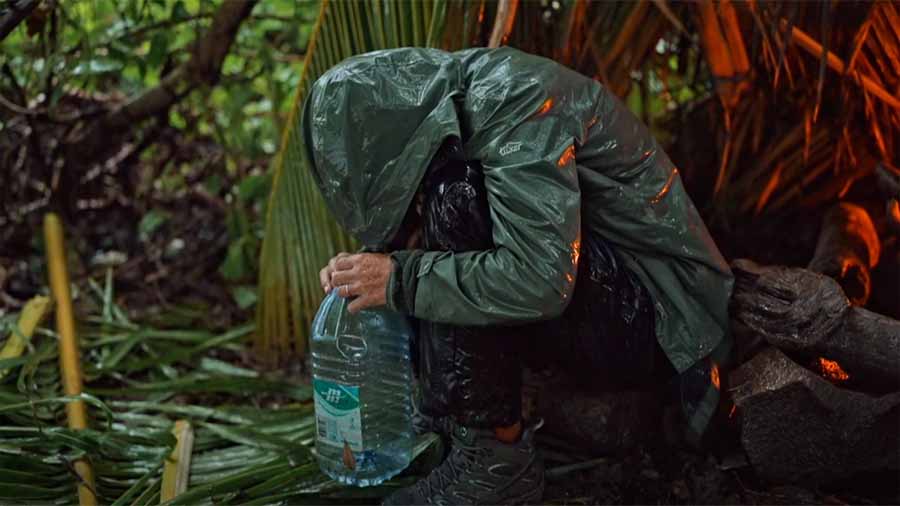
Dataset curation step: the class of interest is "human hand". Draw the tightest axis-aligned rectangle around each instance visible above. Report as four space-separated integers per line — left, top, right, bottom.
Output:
321 252 393 313
319 252 350 293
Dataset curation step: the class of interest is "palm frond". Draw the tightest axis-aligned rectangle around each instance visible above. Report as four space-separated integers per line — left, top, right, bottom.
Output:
256 0 482 359
0 276 438 504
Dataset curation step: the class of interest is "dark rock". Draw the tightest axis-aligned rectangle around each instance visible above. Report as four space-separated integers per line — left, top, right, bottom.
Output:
730 347 900 483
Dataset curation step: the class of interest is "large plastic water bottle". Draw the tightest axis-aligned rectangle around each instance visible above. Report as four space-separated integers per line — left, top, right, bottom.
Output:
310 290 415 486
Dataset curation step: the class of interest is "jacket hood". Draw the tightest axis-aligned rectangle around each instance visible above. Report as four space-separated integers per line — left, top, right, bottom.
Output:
303 48 463 248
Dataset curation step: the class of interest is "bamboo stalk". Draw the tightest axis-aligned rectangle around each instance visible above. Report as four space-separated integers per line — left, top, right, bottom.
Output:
602 0 649 76
488 0 519 48
696 0 750 108
161 420 195 503
697 1 735 80
719 0 750 74
0 295 51 379
651 0 688 34
781 19 900 110
559 0 586 64
43 213 97 506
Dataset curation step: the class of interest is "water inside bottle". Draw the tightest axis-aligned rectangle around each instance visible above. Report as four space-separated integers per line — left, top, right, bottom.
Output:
310 291 415 486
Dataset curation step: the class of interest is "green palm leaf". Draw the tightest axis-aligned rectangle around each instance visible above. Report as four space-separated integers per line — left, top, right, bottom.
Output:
256 0 485 358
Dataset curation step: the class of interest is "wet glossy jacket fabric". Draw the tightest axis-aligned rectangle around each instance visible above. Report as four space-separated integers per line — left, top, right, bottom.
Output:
303 47 733 376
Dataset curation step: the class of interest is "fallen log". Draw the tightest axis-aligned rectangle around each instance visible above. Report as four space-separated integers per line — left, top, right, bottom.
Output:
731 259 900 388
807 203 880 306
730 347 900 483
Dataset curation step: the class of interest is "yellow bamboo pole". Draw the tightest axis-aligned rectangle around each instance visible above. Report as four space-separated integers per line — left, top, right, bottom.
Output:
161 420 195 503
488 0 519 48
0 296 51 379
43 213 97 506
719 0 750 74
697 0 740 107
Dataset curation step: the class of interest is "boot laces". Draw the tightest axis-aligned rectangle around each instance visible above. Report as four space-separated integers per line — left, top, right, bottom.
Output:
413 431 491 500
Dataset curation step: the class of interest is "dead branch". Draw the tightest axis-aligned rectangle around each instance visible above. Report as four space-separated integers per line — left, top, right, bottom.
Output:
68 0 258 162
780 19 900 110
0 0 40 41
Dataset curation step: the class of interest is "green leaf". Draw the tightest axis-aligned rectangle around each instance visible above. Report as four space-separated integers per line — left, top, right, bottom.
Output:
230 285 258 310
203 174 224 195
237 174 272 203
138 209 169 241
220 237 252 281
172 0 190 21
147 32 169 69
72 58 124 76
256 0 458 357
199 357 258 377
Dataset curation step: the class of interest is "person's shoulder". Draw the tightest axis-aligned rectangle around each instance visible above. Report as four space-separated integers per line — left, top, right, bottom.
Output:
457 47 551 69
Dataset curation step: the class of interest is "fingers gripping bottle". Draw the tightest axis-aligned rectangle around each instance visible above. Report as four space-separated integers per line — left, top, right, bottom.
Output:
310 290 415 486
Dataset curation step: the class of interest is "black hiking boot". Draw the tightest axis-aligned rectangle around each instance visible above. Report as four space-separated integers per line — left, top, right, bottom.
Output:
383 419 545 505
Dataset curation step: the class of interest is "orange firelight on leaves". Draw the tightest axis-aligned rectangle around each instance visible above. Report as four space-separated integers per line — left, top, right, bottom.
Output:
818 357 849 382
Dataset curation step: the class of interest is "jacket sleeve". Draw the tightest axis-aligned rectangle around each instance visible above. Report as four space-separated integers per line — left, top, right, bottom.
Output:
398 113 583 326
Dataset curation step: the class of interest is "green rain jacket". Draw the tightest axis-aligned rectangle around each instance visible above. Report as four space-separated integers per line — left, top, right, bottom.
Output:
303 47 733 416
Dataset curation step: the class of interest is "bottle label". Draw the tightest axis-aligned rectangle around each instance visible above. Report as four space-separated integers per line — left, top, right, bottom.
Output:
313 378 362 451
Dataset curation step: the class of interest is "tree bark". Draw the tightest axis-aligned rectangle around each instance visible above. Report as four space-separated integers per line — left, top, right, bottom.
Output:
807 203 880 305
0 0 40 42
54 0 258 217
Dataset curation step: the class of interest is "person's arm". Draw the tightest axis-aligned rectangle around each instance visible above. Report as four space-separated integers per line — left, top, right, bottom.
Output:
389 118 582 326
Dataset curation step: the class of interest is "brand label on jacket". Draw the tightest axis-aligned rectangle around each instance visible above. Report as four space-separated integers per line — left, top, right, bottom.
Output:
499 141 522 156
313 378 362 451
